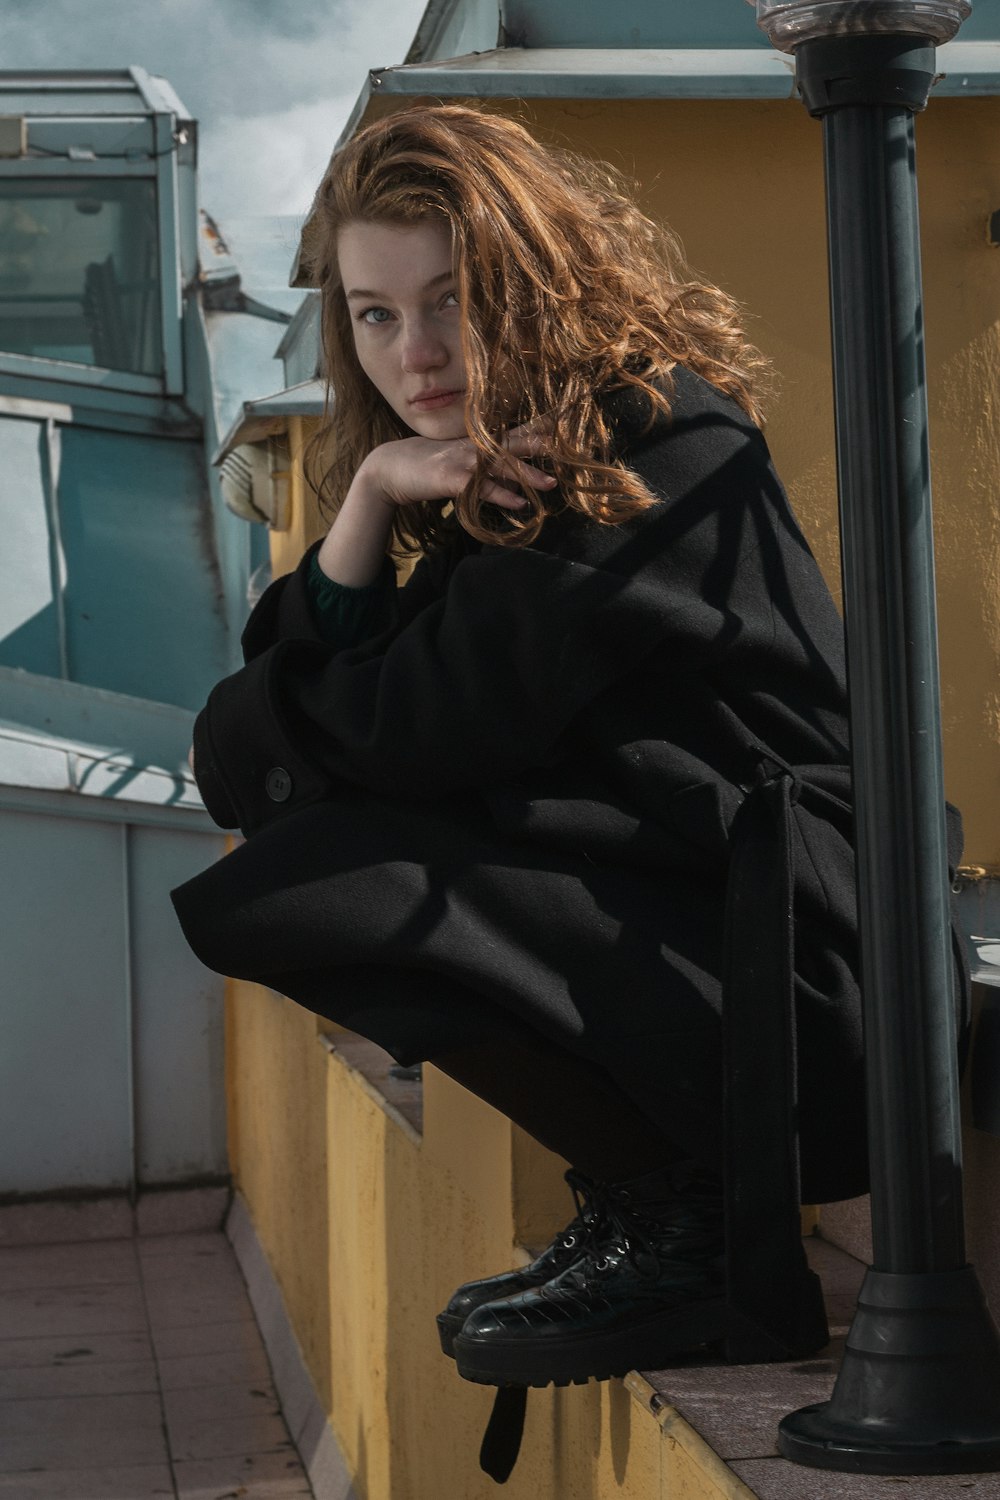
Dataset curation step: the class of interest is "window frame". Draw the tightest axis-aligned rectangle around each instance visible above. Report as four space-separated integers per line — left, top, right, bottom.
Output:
0 112 184 398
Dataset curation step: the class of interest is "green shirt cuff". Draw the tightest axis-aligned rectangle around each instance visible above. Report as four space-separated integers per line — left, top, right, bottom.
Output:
306 552 397 648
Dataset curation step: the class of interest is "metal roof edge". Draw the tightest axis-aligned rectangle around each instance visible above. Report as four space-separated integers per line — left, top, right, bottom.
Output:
934 39 1000 93
363 38 1000 99
368 46 798 99
0 720 203 811
213 378 327 464
276 292 321 357
128 65 194 121
0 779 215 830
0 666 195 784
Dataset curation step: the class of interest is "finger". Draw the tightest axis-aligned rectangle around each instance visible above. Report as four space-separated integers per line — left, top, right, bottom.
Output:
497 457 557 490
481 479 528 510
487 449 556 486
503 431 552 459
508 415 554 439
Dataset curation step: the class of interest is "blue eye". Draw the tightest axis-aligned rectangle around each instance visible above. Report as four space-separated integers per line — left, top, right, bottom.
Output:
361 306 392 325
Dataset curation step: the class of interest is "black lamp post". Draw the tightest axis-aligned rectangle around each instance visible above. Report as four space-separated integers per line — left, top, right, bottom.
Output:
748 0 1000 1474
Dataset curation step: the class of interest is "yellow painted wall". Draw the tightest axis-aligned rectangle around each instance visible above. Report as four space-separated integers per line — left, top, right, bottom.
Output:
224 91 1000 1498
270 414 327 579
227 971 753 1499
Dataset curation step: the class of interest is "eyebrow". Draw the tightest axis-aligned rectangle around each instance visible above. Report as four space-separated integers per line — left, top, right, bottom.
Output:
345 270 455 300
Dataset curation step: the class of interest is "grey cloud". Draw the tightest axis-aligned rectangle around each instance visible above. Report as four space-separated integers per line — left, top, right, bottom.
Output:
4 0 427 213
3 0 423 119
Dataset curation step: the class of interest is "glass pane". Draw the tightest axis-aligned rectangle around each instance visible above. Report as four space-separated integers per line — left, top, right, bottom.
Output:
0 178 162 377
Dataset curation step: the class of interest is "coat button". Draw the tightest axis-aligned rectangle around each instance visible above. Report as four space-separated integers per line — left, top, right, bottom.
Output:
265 767 292 802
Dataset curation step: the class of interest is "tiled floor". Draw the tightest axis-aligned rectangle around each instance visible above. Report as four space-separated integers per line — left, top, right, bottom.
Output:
0 1230 315 1500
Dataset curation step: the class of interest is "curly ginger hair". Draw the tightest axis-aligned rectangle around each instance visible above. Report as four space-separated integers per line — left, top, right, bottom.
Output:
305 104 767 552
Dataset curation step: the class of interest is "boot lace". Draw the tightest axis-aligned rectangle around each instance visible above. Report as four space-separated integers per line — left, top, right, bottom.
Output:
565 1176 662 1282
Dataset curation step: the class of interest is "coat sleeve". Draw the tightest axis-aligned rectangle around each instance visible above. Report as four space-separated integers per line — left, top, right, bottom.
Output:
239 541 454 663
191 519 741 834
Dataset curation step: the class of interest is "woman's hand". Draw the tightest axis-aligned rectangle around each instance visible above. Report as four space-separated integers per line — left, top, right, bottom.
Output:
316 425 555 589
362 424 555 513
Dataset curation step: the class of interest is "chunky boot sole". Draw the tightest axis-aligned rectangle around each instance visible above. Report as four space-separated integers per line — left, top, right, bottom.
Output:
437 1311 465 1359
454 1276 829 1388
454 1294 733 1387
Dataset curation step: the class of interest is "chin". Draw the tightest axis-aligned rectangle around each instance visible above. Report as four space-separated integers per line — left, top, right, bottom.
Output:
408 413 469 441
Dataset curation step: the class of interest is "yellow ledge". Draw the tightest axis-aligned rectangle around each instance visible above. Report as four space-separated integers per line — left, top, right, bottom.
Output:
225 978 835 1500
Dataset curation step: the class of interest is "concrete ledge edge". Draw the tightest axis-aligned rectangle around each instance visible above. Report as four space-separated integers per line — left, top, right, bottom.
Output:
227 1190 360 1500
625 1371 759 1499
319 1031 423 1146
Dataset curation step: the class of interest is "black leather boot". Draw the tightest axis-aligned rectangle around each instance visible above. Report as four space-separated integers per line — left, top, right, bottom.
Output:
437 1169 602 1358
453 1160 828 1388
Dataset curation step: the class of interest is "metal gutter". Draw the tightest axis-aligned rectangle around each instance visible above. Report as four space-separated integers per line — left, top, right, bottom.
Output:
213 378 326 464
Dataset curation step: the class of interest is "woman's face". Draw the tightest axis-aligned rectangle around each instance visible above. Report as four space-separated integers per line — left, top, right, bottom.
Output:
337 218 467 440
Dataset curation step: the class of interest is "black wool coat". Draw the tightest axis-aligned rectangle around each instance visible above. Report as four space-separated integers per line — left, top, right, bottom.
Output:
173 367 959 1204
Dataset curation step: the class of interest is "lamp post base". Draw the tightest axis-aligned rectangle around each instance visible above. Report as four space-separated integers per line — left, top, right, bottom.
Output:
778 1266 1000 1473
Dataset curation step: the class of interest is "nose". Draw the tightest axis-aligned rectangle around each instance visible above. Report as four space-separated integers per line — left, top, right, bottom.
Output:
400 316 449 374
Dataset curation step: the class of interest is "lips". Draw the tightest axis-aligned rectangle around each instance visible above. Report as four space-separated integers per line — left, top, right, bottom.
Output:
410 388 465 410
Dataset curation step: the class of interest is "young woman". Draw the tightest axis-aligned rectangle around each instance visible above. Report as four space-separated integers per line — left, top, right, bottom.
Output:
173 105 961 1453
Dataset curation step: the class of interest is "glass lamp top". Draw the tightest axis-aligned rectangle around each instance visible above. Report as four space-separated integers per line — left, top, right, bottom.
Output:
748 0 972 50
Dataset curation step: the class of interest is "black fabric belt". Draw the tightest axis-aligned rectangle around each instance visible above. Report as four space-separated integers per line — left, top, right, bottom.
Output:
723 760 807 1348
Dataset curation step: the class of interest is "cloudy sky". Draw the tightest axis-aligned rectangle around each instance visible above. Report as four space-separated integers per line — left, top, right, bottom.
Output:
5 0 429 220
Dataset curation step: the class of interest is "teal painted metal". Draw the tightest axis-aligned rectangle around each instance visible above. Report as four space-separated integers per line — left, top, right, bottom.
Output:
0 353 163 397
405 0 1000 60
0 68 294 1201
407 0 774 60
0 379 199 437
0 782 214 831
0 70 171 113
406 0 500 63
129 823 227 1184
0 416 231 710
0 667 198 796
368 45 797 99
0 804 226 1194
277 295 321 388
364 38 1000 106
0 666 224 1196
501 0 772 48
0 158 157 179
154 110 184 395
56 425 229 708
1 809 134 1193
0 419 62 678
